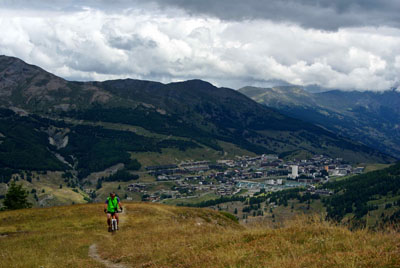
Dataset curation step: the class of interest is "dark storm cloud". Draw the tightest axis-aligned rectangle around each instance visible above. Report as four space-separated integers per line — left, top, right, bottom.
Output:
152 0 400 30
1 0 399 90
2 0 399 30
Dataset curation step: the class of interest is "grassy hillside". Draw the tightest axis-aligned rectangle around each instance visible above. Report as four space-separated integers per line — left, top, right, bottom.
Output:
1 203 400 267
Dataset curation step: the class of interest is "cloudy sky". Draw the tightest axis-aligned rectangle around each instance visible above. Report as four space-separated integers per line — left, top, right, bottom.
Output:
0 0 399 91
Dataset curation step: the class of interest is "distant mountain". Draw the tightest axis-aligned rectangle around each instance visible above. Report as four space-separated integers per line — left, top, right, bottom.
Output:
0 55 394 182
239 86 400 159
248 79 294 89
303 84 332 93
0 55 113 111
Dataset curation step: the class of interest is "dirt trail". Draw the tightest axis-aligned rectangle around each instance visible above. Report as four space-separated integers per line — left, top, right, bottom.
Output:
89 244 127 268
89 208 128 268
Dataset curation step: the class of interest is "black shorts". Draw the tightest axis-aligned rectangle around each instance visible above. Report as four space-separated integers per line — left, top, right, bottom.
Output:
107 211 118 216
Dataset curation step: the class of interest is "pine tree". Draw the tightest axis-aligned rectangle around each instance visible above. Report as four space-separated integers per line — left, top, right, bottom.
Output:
96 179 103 189
3 181 31 210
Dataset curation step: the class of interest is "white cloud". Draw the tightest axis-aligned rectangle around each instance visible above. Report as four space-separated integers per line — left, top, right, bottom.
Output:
0 6 399 91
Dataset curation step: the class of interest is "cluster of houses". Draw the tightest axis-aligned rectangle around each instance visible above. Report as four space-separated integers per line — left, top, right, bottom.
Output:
146 161 217 177
127 183 147 192
129 154 364 201
306 185 333 196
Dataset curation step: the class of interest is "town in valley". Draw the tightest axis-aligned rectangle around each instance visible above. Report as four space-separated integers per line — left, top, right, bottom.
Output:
127 154 364 204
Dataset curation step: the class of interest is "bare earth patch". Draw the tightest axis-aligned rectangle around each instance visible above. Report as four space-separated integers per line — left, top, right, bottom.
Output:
89 244 127 268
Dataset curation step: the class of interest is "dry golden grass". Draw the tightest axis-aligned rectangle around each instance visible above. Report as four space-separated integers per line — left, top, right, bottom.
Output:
0 204 105 268
1 203 399 268
100 205 400 268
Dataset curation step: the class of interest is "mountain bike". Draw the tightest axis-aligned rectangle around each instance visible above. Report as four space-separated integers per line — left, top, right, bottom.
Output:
105 209 123 233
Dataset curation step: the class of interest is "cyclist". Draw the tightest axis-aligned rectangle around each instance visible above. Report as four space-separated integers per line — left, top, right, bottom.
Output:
104 192 123 232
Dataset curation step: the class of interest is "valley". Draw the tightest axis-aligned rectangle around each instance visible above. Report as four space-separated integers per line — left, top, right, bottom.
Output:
2 1 400 267
1 55 396 210
240 86 400 159
0 56 399 228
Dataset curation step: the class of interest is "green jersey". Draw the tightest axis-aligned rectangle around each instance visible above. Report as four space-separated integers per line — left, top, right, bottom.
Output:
105 196 120 213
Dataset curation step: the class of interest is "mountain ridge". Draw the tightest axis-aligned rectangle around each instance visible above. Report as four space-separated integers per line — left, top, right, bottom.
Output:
0 55 395 182
240 85 400 159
